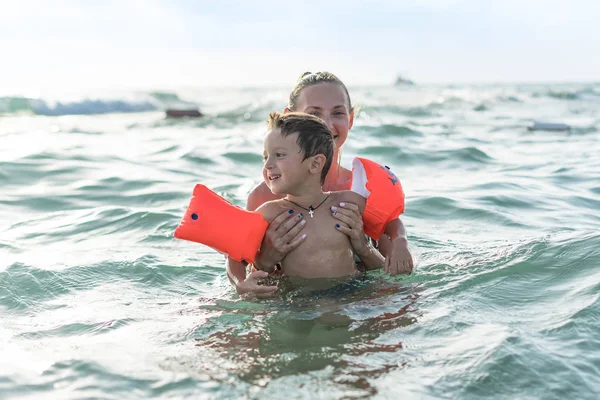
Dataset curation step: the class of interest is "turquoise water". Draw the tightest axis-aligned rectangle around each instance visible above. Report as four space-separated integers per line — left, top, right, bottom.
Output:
1 83 599 399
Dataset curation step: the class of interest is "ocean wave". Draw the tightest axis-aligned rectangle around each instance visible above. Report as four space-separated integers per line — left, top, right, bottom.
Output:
0 91 201 116
409 196 522 227
32 99 158 116
0 96 158 116
533 86 600 101
0 256 222 314
359 124 424 137
17 318 137 339
496 95 523 103
181 152 217 165
360 146 493 166
366 105 441 117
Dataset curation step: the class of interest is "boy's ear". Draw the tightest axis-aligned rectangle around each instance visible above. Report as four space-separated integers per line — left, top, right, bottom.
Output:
308 154 326 175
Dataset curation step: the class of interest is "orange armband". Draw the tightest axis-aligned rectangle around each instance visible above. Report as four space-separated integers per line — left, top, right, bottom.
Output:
173 184 268 263
351 157 405 240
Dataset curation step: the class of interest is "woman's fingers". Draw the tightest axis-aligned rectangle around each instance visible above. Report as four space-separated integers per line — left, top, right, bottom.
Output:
243 270 278 296
338 202 360 213
279 214 306 245
246 270 268 281
331 204 362 228
382 255 414 276
275 211 303 235
251 284 278 294
332 204 360 218
389 260 399 276
332 211 358 228
335 223 352 236
284 231 308 253
269 209 295 233
384 255 391 274
255 211 304 270
262 210 305 253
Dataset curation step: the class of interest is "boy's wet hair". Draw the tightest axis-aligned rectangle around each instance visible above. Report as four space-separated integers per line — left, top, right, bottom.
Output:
288 71 353 112
267 111 334 184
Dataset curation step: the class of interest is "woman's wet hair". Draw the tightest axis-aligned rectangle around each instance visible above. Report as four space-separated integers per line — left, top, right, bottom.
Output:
288 71 353 112
267 111 334 184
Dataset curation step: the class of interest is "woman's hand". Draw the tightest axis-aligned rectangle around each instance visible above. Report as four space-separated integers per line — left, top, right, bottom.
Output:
331 202 370 256
384 238 414 275
253 209 307 271
235 270 278 298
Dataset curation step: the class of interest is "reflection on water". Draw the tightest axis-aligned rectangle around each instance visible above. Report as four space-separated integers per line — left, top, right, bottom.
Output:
186 277 421 396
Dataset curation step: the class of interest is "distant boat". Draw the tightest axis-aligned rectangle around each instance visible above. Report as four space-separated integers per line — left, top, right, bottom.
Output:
165 108 203 118
527 121 571 132
394 75 415 85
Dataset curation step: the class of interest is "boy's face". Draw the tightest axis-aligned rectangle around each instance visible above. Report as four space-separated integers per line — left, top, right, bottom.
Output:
263 128 306 194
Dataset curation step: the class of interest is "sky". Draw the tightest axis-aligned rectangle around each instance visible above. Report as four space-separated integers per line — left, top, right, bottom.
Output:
1 0 599 94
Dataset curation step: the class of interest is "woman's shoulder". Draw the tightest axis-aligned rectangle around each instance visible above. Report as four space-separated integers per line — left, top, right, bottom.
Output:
247 182 284 211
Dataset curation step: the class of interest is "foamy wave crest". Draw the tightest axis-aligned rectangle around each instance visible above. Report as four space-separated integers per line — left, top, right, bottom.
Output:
534 86 600 101
32 99 159 116
0 91 198 116
0 96 158 116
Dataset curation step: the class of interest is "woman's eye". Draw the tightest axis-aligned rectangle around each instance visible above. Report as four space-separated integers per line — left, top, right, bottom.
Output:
309 112 321 117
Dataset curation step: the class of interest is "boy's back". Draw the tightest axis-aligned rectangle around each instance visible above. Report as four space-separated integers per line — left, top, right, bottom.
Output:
258 190 365 279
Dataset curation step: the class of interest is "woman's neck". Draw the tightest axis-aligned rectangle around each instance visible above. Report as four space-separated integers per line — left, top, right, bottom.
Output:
323 160 351 192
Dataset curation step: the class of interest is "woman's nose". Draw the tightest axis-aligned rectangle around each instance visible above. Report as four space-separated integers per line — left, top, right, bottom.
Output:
323 116 334 132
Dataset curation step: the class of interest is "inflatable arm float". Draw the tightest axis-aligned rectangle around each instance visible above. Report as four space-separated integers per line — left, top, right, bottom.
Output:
351 157 405 240
173 184 268 263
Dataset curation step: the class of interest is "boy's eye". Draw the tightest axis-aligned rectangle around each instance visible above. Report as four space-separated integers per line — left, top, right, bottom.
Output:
262 155 267 161
276 152 285 157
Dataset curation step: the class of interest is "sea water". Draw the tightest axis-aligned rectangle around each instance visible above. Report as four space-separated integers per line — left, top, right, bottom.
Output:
1 83 599 399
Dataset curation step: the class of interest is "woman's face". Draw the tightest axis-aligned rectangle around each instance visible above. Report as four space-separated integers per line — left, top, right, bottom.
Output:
288 82 354 151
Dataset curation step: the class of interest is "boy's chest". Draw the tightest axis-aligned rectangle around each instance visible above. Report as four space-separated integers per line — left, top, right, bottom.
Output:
283 210 356 277
299 212 349 247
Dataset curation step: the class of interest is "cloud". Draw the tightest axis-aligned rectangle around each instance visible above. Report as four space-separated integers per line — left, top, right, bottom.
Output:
1 0 598 93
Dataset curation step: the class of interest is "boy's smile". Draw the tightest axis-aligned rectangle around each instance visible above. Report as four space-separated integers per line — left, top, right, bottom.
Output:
266 173 280 182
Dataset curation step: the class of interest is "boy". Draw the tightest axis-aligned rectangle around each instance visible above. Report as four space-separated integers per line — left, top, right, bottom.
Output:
253 111 366 279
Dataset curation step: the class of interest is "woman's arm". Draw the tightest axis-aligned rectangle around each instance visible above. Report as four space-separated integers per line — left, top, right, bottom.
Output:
251 207 307 272
331 197 386 271
331 193 412 273
225 183 306 294
226 258 278 297
354 239 386 271
378 218 414 275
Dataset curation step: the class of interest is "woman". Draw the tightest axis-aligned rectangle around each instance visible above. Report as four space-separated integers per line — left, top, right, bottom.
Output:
228 72 413 297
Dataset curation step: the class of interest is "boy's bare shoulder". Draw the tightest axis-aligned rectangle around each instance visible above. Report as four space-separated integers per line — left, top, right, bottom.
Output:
255 198 290 222
247 182 284 211
330 190 366 213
